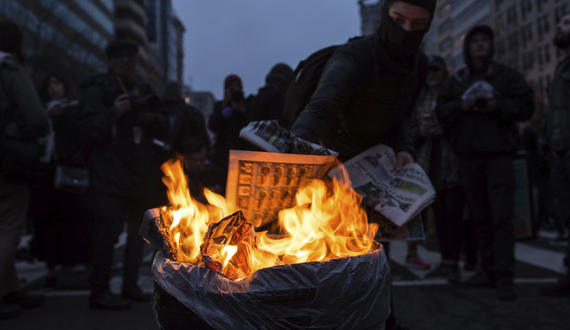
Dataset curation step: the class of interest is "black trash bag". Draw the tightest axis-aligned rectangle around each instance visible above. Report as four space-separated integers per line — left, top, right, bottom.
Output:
141 208 391 330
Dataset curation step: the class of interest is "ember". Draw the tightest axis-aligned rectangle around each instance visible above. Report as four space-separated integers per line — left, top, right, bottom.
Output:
159 159 378 280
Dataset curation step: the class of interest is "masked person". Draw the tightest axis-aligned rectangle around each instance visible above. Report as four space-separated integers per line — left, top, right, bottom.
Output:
541 13 570 297
291 1 436 328
436 26 534 300
77 39 164 310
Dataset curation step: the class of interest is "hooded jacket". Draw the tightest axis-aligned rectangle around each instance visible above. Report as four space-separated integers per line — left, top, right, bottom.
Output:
436 26 534 158
248 63 293 127
290 0 433 161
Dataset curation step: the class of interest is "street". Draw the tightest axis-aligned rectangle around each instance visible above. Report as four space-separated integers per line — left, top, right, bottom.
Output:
2 230 569 330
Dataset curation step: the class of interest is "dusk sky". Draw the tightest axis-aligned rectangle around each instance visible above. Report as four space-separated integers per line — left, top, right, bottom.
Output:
171 1 362 100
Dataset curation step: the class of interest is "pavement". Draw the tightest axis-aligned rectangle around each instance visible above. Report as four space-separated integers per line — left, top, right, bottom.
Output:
1 229 569 330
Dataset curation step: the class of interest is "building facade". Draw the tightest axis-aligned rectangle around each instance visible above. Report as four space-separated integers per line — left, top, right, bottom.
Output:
359 0 384 36
494 0 570 100
114 0 163 91
0 0 114 89
146 0 185 84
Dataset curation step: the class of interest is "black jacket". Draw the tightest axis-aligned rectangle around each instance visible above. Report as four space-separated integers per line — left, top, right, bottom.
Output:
160 99 210 153
208 97 251 169
76 73 163 198
436 63 533 158
546 56 570 153
290 33 427 161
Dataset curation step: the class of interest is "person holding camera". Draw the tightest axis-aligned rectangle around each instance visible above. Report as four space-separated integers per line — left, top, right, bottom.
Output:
436 25 534 300
77 39 164 310
208 74 251 194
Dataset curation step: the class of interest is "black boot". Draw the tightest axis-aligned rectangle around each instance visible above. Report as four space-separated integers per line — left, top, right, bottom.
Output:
89 291 131 310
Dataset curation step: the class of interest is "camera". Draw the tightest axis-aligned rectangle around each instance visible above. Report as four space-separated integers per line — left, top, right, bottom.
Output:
127 91 161 111
474 97 488 109
230 89 245 103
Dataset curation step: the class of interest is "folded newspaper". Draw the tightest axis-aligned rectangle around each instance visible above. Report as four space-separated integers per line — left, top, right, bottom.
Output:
232 120 432 239
328 143 436 227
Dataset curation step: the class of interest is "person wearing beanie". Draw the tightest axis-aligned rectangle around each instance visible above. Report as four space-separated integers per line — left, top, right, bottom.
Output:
436 25 534 300
291 0 435 165
248 62 294 127
208 74 252 194
76 38 165 310
290 2 434 328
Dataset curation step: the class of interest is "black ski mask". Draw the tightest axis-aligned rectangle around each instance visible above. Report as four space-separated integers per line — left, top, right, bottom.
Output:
376 0 436 57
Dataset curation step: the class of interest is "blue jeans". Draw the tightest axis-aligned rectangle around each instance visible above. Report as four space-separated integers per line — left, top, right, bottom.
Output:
550 154 570 262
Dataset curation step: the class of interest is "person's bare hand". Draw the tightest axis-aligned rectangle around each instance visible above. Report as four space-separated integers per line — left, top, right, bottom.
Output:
395 151 414 172
112 94 130 117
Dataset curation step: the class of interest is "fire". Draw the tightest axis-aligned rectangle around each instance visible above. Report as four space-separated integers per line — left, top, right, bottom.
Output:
160 159 378 279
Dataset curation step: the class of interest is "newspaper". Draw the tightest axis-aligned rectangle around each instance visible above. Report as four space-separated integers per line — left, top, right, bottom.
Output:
239 120 336 156
327 143 436 227
226 150 337 228
232 120 432 239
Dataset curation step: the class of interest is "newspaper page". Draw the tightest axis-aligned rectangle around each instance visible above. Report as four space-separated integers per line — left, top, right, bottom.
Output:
226 150 337 228
328 144 436 227
239 120 337 156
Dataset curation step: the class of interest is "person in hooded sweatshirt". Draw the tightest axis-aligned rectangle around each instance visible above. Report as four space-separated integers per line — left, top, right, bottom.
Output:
291 0 434 170
436 25 534 301
248 63 293 127
290 1 435 328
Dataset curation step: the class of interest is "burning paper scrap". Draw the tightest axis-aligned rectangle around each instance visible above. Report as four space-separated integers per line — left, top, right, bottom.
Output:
200 210 281 279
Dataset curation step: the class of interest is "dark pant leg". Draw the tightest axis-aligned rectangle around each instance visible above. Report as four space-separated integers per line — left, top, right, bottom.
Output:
551 154 570 262
89 192 126 295
122 198 148 290
486 155 516 281
0 187 30 300
458 157 495 276
433 186 467 262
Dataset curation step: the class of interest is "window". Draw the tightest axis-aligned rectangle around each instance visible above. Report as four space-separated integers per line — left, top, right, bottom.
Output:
507 5 518 25
508 32 519 52
555 4 570 23
523 51 534 70
522 0 533 18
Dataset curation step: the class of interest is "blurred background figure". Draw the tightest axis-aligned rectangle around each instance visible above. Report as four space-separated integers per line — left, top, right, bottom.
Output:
28 73 95 289
413 55 466 283
208 74 251 195
0 18 48 320
248 63 293 127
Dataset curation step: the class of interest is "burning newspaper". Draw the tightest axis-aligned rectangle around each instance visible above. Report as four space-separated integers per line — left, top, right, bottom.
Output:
328 143 436 227
237 121 432 239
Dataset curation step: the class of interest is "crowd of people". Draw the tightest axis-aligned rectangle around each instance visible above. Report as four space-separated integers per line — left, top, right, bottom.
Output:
1 0 570 327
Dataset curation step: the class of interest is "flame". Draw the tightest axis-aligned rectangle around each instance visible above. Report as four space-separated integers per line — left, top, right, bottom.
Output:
160 159 378 278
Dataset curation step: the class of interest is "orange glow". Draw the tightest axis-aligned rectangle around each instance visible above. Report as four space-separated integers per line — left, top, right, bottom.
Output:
161 159 378 279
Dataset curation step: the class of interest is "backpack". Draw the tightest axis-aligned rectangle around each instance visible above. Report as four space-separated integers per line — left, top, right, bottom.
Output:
282 44 343 127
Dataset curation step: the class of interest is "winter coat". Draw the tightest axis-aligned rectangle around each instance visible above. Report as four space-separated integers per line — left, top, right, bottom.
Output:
0 52 48 196
76 73 163 198
546 56 570 153
436 26 535 158
436 63 534 158
290 33 427 161
159 99 210 153
248 64 293 127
